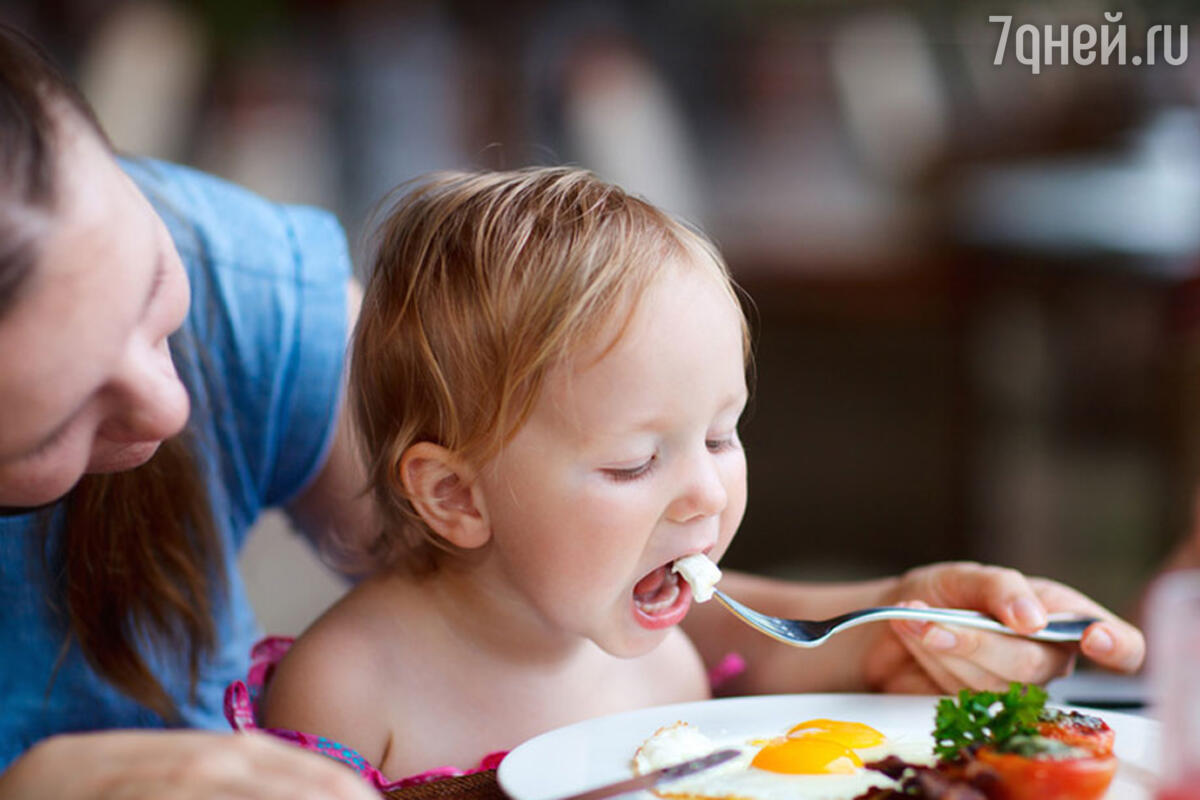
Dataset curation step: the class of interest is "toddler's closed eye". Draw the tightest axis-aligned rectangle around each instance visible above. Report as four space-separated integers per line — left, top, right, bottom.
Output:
604 455 657 482
706 433 739 453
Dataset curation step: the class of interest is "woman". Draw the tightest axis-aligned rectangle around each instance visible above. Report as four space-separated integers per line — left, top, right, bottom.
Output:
0 21 1144 800
0 23 378 800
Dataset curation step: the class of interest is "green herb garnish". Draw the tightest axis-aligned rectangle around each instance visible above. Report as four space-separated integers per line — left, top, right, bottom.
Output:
932 682 1048 760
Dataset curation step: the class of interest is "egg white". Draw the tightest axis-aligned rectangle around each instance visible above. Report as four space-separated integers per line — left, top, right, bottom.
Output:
632 721 934 800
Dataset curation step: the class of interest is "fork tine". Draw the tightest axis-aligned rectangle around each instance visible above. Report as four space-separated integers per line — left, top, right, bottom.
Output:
712 590 824 648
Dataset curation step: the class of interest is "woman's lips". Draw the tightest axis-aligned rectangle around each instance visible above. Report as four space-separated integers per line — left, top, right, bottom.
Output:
632 564 693 629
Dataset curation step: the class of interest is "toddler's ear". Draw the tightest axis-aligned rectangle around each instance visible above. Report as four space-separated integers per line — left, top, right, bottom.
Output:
399 442 491 549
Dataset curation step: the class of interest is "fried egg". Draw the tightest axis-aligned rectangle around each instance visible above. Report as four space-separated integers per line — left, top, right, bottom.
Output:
633 719 934 800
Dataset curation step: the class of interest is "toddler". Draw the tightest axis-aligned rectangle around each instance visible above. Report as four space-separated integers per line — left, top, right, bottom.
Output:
237 167 750 784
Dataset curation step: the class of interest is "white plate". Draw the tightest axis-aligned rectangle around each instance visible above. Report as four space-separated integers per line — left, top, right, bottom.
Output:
498 694 1160 800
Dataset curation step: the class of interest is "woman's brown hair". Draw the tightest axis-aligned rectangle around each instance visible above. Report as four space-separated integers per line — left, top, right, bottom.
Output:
0 23 221 720
352 168 748 574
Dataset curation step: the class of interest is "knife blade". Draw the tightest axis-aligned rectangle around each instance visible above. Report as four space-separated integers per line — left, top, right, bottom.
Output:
549 748 741 800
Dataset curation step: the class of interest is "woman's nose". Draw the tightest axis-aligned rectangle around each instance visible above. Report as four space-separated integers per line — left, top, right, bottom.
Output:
97 339 189 444
667 451 728 523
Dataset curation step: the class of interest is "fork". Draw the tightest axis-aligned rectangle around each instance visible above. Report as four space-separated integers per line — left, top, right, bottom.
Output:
711 589 1098 648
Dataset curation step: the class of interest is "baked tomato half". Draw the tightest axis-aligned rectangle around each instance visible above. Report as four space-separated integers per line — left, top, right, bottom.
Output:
973 741 1117 800
1037 710 1115 756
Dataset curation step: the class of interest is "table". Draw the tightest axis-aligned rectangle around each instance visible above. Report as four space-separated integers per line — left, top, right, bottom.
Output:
382 771 506 800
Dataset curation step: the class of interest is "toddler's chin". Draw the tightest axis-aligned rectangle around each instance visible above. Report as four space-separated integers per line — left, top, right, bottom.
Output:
597 624 674 660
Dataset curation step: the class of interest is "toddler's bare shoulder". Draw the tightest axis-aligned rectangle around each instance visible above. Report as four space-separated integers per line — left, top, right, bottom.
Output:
259 604 395 756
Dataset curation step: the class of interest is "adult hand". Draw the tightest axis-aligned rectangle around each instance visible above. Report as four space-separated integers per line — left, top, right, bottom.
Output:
862 561 1145 694
0 730 379 800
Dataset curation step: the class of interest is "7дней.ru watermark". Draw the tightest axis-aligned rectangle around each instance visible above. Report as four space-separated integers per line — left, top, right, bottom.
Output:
991 12 1187 74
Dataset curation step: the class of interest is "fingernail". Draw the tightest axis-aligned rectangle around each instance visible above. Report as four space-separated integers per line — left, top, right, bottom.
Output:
1012 597 1047 630
901 619 925 637
1087 626 1115 654
925 627 958 651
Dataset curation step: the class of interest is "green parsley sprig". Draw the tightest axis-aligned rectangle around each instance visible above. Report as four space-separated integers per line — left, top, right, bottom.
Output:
932 682 1048 760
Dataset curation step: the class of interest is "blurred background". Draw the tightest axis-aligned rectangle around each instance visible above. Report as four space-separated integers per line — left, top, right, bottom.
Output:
6 0 1200 636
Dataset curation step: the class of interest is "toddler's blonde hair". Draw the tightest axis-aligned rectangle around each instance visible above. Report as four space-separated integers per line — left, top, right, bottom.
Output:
351 167 747 572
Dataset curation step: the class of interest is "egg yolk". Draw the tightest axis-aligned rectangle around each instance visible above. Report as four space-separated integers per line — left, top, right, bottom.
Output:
751 736 864 775
787 719 886 749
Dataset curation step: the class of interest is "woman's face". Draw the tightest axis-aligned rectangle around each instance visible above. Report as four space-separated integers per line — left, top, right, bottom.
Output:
0 115 190 507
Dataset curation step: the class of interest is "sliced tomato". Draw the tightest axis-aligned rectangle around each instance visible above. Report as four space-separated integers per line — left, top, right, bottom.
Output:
1036 711 1115 756
972 746 1117 800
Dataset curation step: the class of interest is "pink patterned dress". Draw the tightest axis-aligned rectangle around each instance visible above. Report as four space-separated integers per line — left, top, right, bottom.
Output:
224 636 745 790
223 637 507 790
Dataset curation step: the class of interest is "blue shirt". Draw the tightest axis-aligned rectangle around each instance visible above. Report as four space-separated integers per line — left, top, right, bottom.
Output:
0 160 350 768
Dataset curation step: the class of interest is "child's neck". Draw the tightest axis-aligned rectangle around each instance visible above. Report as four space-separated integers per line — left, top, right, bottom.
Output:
360 555 711 778
401 557 595 668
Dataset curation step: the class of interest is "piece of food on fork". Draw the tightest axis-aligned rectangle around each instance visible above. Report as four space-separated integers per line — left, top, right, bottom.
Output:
672 554 722 603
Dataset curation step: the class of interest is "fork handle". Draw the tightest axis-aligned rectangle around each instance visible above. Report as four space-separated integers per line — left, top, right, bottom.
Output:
851 607 1098 642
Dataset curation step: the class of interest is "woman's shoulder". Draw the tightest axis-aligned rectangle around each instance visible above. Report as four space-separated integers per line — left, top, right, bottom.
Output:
122 158 281 214
120 157 349 285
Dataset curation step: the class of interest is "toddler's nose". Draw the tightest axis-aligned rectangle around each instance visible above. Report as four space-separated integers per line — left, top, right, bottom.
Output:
668 451 728 523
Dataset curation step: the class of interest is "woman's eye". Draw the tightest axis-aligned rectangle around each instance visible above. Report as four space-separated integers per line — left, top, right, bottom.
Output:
604 456 656 483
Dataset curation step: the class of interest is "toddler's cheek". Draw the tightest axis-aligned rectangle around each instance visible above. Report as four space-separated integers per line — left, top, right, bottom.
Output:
723 463 749 538
711 524 741 566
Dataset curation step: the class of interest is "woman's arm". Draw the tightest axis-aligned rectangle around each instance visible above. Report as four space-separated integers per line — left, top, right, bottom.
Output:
1162 523 1200 571
0 730 379 800
285 279 380 561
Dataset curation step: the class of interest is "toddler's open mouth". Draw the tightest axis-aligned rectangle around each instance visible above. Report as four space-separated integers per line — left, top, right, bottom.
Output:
632 563 692 629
